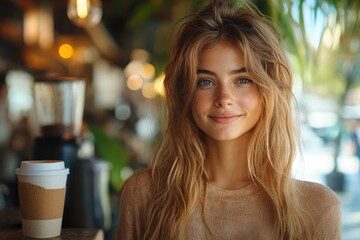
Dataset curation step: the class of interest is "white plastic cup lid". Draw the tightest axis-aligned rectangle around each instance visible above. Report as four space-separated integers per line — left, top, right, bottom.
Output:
16 160 69 176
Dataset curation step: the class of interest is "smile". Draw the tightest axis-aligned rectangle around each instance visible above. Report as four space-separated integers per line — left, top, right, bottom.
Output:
209 114 243 124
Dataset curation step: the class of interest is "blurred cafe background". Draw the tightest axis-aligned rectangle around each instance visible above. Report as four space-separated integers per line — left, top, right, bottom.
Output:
0 0 359 239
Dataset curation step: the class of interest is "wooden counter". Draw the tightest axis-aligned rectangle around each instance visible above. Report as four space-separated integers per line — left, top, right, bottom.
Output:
0 228 104 240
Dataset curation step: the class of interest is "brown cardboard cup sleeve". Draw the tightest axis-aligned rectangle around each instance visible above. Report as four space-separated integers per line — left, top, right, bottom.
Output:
18 181 66 220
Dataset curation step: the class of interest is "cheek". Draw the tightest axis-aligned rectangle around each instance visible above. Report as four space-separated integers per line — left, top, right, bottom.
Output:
191 95 200 120
191 94 211 128
239 91 262 111
191 93 210 113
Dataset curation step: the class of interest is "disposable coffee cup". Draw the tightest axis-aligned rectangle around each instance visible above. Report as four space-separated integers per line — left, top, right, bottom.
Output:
16 160 69 238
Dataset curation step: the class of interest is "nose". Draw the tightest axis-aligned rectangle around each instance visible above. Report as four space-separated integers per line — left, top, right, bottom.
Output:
214 84 233 108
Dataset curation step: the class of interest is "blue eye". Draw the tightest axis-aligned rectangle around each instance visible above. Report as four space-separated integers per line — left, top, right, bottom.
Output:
197 79 214 87
236 78 252 84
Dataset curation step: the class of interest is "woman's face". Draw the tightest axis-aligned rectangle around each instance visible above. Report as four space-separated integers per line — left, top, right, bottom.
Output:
191 41 262 142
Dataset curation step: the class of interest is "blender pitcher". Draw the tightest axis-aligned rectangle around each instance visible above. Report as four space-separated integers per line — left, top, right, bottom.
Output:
34 76 85 139
32 76 86 228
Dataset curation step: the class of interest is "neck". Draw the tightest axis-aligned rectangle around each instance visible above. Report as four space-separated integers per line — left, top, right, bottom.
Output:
205 133 251 190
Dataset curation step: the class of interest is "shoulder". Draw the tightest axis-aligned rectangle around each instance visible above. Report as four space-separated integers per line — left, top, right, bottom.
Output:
117 168 153 239
294 180 342 239
120 168 153 202
294 180 341 221
295 180 339 205
123 168 153 188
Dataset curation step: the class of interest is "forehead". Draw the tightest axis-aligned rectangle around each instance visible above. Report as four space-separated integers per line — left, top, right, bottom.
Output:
198 41 246 71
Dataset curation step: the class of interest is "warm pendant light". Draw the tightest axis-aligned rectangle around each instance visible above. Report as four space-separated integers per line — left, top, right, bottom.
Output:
67 0 102 28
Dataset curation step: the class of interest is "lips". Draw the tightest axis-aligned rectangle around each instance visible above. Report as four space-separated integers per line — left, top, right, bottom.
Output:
209 114 243 124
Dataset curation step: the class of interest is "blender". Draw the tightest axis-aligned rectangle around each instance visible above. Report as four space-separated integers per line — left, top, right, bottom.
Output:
31 76 85 227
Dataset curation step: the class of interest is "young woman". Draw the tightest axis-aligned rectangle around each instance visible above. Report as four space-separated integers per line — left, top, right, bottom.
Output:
117 0 341 239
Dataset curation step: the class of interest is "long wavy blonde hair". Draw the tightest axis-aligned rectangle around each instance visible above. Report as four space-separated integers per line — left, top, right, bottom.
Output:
145 0 315 239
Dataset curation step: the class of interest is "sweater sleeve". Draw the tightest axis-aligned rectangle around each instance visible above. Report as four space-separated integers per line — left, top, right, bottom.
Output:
314 198 341 240
299 180 342 240
117 169 152 240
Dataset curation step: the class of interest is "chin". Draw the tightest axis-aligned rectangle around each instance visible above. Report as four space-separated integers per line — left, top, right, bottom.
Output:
209 134 244 142
206 129 252 142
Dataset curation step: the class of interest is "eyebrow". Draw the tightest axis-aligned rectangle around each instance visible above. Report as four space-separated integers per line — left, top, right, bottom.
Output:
197 67 248 75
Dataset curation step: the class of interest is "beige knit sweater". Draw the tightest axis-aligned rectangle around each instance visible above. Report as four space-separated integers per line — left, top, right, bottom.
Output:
117 169 341 240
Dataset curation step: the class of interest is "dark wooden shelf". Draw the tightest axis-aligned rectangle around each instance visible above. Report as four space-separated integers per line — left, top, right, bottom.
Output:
0 228 104 240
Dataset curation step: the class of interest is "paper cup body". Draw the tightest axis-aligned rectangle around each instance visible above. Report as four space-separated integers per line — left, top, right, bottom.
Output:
16 160 69 238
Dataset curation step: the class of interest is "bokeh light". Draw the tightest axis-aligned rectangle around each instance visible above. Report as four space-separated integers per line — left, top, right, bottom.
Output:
127 75 143 90
59 43 74 59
